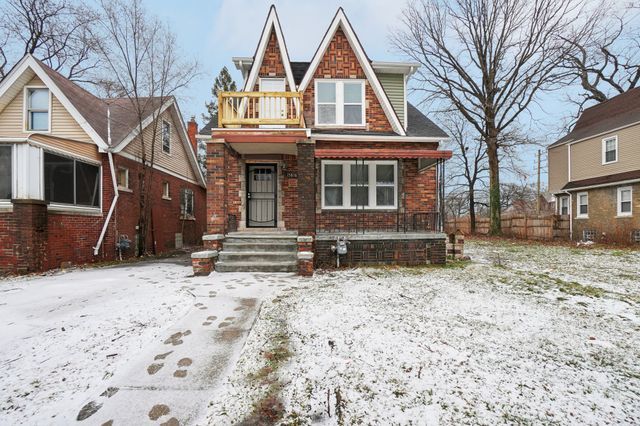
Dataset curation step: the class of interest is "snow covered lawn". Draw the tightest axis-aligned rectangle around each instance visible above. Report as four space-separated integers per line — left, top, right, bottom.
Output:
0 258 193 423
208 240 640 425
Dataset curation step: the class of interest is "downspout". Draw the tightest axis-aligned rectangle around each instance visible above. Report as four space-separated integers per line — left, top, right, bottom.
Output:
93 107 119 256
562 191 573 241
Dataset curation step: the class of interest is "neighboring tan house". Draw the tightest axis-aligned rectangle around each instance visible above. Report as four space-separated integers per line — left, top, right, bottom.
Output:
199 6 451 275
548 88 640 243
0 55 206 275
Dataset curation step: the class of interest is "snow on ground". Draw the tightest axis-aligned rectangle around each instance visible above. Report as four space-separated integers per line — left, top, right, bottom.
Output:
207 240 640 425
0 258 193 424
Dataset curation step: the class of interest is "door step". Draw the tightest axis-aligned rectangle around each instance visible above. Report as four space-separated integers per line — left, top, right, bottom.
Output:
216 232 299 273
216 261 297 273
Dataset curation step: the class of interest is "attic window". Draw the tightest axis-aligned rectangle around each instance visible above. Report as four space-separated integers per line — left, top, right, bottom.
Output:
26 88 50 132
162 120 171 154
315 80 364 126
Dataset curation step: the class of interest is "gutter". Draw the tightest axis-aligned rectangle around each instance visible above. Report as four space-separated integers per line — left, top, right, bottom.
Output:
93 108 119 256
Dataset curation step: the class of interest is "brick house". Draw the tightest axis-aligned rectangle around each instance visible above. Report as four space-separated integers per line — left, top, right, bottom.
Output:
548 88 640 243
0 55 206 275
199 6 451 275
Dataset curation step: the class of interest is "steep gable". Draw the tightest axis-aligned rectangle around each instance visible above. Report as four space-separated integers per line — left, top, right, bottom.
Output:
253 29 291 90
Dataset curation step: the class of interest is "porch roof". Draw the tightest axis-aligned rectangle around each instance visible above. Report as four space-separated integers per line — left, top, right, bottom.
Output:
314 148 453 159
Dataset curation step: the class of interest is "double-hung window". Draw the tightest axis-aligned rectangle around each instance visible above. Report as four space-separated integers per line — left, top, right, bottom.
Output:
322 160 397 209
180 188 194 218
162 120 171 154
116 167 129 190
26 88 50 132
617 186 632 217
0 145 12 200
602 136 618 164
558 196 569 215
315 80 364 126
577 192 588 218
44 152 100 208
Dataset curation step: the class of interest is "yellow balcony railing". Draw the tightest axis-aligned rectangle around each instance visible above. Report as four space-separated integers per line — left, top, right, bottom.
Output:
218 91 304 128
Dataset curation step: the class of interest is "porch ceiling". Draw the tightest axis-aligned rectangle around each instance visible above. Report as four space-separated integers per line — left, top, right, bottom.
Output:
229 142 297 155
314 148 453 159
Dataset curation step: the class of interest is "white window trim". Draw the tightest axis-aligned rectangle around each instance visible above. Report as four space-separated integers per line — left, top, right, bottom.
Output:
576 191 589 219
602 135 618 165
314 79 365 127
321 160 398 210
117 167 130 190
558 195 569 215
616 186 632 217
23 86 52 133
162 120 171 154
162 181 171 200
0 143 14 202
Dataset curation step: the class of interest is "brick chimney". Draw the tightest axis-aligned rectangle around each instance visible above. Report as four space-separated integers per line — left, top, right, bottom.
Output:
187 116 198 155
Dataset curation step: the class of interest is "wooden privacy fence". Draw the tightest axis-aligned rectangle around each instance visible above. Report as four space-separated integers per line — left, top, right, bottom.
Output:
445 214 570 240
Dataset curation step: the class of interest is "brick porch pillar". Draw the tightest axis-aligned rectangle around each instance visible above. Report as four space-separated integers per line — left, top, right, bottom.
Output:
12 199 48 273
204 140 228 250
296 141 316 276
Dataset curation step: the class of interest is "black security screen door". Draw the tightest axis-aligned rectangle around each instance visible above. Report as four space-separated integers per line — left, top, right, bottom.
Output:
247 164 277 227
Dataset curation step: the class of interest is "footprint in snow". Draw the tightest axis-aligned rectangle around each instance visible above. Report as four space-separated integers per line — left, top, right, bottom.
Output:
173 357 193 378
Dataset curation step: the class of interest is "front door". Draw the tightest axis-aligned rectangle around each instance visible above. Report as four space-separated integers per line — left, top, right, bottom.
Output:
247 164 277 228
258 78 286 129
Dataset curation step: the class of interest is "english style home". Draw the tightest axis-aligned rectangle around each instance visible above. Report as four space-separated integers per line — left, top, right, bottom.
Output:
198 6 451 275
0 55 206 275
548 87 640 243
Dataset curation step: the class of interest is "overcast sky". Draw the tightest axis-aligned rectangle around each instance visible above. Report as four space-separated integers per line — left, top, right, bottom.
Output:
145 0 606 186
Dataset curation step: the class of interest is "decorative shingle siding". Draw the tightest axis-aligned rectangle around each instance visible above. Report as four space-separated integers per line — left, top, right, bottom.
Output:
302 28 394 132
376 72 405 125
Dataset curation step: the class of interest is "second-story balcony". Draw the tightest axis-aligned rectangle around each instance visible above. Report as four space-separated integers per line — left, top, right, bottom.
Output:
218 91 304 128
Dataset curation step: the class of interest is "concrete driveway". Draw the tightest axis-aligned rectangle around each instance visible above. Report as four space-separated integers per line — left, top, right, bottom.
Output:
0 256 298 425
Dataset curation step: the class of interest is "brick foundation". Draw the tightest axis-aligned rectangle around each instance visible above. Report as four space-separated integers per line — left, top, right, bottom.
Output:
191 250 218 276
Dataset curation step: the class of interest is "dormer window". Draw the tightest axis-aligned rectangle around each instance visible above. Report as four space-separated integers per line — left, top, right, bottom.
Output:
602 136 617 164
26 88 50 132
315 80 364 126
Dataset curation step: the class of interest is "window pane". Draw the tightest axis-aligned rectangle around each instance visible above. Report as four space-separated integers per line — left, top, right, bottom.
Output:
620 189 631 202
0 146 11 199
605 149 616 163
75 161 100 207
44 152 74 204
324 187 343 206
376 164 394 184
344 82 362 103
30 112 49 131
621 201 631 213
162 122 170 152
350 164 369 185
29 89 49 109
344 105 362 124
579 205 588 215
350 187 368 206
376 187 394 206
317 82 336 103
324 164 343 184
318 104 336 124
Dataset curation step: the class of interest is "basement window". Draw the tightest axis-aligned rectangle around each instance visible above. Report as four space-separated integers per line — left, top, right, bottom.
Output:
0 145 12 199
44 152 100 208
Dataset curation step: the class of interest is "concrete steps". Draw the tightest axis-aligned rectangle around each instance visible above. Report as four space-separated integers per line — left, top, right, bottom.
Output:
216 232 298 273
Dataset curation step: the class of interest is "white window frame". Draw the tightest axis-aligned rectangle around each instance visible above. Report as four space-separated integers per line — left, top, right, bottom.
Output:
314 79 365 127
321 160 398 210
162 120 171 154
617 186 632 217
602 135 618 165
0 144 14 205
558 195 569 215
162 181 171 200
42 150 102 212
576 191 589 219
23 86 52 133
116 167 129 190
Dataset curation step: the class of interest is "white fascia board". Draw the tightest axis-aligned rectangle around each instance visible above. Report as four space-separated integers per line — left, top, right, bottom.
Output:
371 61 421 75
310 132 445 143
170 101 207 187
117 150 204 187
0 55 32 110
298 10 406 136
21 56 109 150
243 7 296 92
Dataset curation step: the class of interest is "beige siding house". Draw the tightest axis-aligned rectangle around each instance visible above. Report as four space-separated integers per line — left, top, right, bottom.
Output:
547 87 640 243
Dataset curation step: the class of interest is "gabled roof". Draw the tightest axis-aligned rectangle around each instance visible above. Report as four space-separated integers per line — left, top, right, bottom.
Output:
550 87 640 148
406 103 448 138
562 170 640 191
242 5 296 93
297 8 406 136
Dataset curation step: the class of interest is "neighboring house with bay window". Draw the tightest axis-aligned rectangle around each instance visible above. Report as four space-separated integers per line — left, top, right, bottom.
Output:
0 54 206 275
199 6 451 275
548 87 640 243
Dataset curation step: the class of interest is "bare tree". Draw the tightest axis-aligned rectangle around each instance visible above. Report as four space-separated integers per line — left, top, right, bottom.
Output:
393 0 588 235
0 0 98 81
563 3 640 115
442 114 488 233
96 0 198 256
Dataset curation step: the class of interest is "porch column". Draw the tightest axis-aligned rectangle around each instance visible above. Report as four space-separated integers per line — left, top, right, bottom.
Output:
296 141 316 276
204 140 228 250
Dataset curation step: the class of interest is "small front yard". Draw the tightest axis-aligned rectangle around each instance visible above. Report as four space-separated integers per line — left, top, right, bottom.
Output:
208 240 640 425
